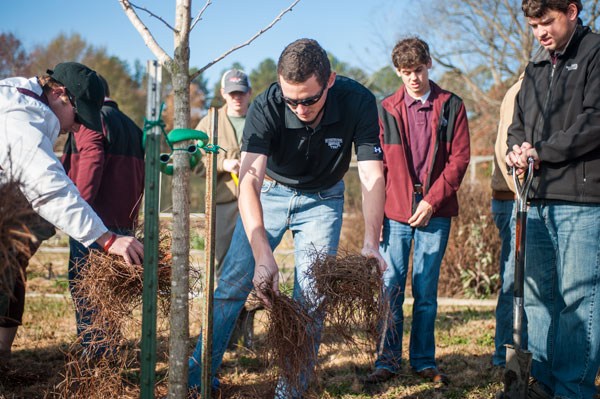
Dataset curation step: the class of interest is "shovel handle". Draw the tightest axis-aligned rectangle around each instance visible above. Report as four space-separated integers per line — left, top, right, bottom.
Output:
511 157 534 350
512 157 535 212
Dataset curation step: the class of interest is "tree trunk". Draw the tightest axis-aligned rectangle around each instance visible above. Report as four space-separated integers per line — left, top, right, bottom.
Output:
169 1 192 398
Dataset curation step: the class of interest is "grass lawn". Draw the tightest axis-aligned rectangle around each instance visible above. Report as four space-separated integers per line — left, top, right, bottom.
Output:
3 288 507 398
2 230 598 398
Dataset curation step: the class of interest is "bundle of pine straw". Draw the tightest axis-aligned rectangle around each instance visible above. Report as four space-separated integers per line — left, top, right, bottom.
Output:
259 250 389 396
307 249 389 349
53 230 174 398
262 285 319 398
0 180 37 298
50 347 135 399
70 229 172 352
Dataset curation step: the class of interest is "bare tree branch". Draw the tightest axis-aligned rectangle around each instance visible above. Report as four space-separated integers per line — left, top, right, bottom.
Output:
588 0 600 32
117 0 173 69
423 0 531 103
128 0 179 33
190 0 212 32
190 0 300 81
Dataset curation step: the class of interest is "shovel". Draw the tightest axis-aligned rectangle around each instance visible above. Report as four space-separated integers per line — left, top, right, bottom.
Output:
503 157 534 399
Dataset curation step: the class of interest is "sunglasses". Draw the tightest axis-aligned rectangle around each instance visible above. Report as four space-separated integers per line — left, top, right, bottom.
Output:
159 144 199 164
282 85 326 107
65 90 81 124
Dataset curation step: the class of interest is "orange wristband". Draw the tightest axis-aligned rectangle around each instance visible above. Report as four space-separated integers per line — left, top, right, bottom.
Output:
103 233 117 252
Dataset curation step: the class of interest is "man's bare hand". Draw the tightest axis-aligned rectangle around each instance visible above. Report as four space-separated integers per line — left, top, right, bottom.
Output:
223 159 241 175
253 262 279 307
408 200 433 227
362 246 387 274
107 235 144 265
506 142 539 175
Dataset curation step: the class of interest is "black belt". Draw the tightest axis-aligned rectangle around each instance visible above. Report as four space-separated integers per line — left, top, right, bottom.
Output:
413 184 423 194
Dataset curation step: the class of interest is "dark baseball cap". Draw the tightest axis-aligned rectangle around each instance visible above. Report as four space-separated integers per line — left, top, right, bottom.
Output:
46 62 104 132
221 69 250 94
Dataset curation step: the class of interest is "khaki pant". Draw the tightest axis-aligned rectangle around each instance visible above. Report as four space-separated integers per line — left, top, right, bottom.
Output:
214 200 239 279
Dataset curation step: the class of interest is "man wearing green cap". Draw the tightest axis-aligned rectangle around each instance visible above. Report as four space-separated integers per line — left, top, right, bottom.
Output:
0 62 144 362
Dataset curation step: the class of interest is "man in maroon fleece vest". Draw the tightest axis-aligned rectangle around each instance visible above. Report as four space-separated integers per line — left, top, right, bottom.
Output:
61 74 144 355
366 37 470 385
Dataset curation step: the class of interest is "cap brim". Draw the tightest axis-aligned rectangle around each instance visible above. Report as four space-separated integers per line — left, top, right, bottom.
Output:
224 84 249 94
75 99 103 132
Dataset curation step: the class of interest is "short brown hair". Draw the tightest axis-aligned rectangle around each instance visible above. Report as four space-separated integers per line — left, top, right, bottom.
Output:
522 0 582 18
392 37 431 70
277 38 331 87
37 75 64 97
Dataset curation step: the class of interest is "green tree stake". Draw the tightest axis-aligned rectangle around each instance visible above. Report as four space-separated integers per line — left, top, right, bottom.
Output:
141 60 162 399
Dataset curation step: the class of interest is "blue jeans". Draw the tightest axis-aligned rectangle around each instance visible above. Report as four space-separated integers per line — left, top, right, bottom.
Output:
68 227 131 355
525 201 600 399
188 180 345 397
375 217 451 372
491 198 528 366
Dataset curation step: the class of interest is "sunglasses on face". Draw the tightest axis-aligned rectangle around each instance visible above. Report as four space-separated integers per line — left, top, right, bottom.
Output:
65 90 81 124
282 85 326 107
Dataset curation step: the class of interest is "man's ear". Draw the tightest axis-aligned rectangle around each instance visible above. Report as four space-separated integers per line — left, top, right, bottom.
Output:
327 72 336 88
394 68 402 78
427 58 433 69
50 86 66 100
567 2 578 21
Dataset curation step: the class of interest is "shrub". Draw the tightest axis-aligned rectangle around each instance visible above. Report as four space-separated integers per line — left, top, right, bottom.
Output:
440 179 501 298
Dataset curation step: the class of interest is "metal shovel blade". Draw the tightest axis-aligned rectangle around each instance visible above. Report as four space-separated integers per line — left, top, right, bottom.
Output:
503 344 532 399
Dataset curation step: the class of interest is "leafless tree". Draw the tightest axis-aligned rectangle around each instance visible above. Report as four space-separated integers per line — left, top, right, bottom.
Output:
422 0 534 107
117 0 300 397
584 0 600 32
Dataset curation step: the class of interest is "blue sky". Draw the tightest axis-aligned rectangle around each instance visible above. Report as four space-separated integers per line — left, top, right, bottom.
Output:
2 0 416 88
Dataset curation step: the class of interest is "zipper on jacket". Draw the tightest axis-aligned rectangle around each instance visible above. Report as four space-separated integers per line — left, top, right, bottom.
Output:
535 62 556 143
425 101 445 193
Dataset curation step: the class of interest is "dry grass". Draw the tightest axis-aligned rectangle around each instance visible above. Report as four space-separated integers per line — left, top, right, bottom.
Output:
4 294 600 398
440 180 501 298
0 180 38 299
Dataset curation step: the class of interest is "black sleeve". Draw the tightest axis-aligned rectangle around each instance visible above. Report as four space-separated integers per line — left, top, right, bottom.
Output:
241 98 273 156
354 91 383 161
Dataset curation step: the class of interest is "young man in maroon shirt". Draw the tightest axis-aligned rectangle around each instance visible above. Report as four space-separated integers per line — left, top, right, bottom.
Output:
366 37 470 385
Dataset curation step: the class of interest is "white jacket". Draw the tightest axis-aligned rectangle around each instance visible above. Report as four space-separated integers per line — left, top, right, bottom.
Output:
0 77 108 246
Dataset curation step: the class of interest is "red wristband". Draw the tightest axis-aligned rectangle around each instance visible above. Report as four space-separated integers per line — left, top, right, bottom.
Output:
103 233 117 252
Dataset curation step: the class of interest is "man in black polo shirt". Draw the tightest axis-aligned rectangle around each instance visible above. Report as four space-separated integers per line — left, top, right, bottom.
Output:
188 38 385 398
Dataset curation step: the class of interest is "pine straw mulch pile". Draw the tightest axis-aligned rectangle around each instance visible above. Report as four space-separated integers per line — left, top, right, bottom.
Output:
259 249 389 398
0 180 41 302
47 230 174 399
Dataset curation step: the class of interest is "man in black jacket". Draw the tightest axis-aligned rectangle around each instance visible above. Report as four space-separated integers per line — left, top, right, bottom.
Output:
506 1 600 397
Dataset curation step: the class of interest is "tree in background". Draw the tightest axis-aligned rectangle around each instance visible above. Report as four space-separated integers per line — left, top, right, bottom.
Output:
411 0 600 154
249 57 277 101
117 1 300 397
423 0 533 106
365 65 399 101
28 33 146 128
0 33 31 79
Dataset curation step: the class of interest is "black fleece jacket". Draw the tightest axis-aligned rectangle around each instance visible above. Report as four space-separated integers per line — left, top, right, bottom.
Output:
508 22 600 203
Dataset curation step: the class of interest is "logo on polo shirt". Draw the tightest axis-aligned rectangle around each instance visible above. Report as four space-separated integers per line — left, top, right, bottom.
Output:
566 63 578 71
373 146 382 154
325 138 343 149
